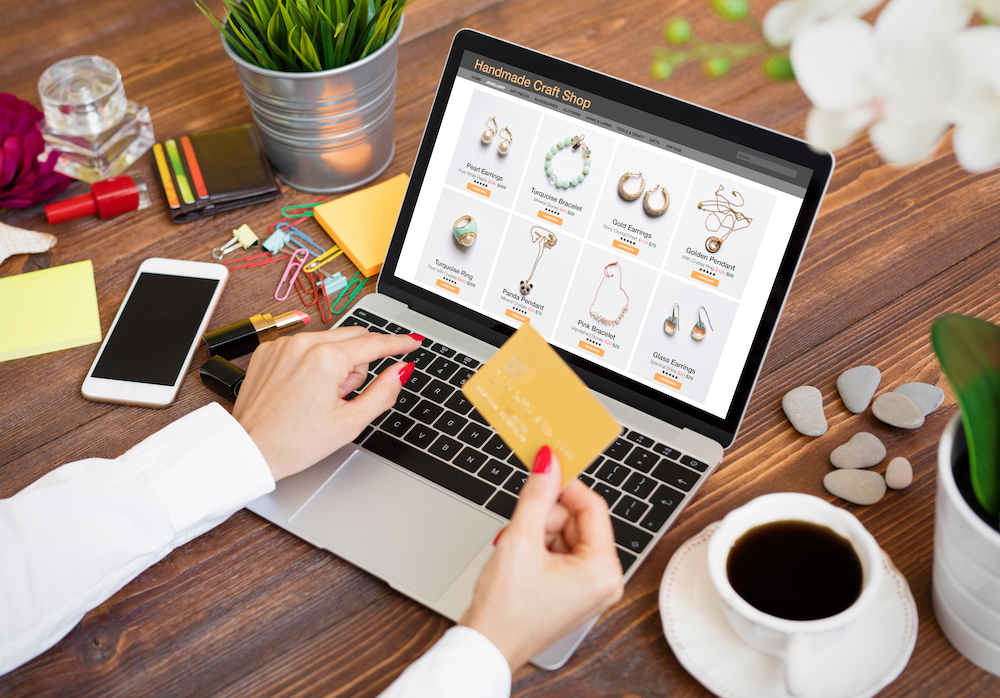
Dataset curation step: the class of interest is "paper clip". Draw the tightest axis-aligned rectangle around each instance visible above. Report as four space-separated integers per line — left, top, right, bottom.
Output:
330 271 367 315
314 274 332 323
212 224 259 260
295 272 318 307
275 248 308 301
277 222 327 258
303 245 344 274
280 198 328 218
224 251 289 271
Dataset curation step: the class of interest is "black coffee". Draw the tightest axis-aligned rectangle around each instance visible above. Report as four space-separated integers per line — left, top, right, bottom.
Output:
726 520 863 621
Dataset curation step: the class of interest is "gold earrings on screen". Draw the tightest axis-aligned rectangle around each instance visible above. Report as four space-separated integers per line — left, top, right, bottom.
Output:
617 172 669 217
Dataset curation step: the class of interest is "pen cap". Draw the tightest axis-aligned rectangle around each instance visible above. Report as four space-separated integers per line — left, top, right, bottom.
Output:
45 173 150 224
199 356 246 402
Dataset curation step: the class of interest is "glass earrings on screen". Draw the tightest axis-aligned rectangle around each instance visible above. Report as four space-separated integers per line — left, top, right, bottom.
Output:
691 306 713 341
481 117 499 145
618 171 644 201
664 303 680 336
498 127 513 156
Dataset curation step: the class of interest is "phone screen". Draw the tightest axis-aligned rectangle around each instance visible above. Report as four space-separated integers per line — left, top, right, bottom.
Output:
92 273 221 386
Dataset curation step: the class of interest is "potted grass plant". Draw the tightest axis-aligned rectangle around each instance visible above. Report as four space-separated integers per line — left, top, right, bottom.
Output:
196 0 408 192
931 314 1000 676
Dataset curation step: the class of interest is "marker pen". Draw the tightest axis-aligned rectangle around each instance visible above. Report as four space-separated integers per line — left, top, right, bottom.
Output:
203 310 310 359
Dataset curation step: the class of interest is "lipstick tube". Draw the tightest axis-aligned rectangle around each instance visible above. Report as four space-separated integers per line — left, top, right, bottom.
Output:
203 309 310 359
45 173 151 224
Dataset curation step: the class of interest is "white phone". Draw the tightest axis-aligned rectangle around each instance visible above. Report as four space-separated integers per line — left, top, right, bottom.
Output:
82 258 229 408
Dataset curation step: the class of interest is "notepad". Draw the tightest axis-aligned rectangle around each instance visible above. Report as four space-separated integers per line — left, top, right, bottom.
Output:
0 260 102 362
312 173 409 277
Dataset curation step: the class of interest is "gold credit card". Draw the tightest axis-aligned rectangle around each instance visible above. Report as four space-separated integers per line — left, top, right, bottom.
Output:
463 323 620 488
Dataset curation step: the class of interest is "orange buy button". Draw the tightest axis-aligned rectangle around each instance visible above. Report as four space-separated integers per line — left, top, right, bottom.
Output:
691 271 720 287
654 373 682 389
537 211 563 225
505 308 529 323
436 279 460 294
578 340 605 357
467 183 490 197
612 240 638 256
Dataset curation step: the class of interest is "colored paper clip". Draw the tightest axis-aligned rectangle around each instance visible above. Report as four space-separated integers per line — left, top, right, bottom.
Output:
212 224 259 260
314 274 332 323
280 198 328 218
225 251 289 271
303 245 344 274
275 248 309 301
295 272 318 307
330 271 367 315
276 221 326 258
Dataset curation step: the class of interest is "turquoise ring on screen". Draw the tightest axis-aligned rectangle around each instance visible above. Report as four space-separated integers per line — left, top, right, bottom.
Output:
453 215 478 246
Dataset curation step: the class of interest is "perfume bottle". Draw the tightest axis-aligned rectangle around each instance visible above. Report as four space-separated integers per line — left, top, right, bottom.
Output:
38 56 155 184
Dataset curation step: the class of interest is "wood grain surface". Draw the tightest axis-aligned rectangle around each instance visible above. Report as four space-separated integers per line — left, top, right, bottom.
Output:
3 0 1000 696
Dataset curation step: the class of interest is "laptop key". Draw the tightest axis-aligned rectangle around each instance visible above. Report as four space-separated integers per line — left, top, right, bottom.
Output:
435 411 467 436
469 408 489 426
427 357 460 380
617 548 637 574
508 452 526 471
374 357 396 375
624 447 659 473
354 426 373 444
651 460 700 492
449 368 474 388
341 317 368 329
597 461 629 487
613 495 649 523
504 471 528 495
455 447 489 472
592 483 621 507
364 431 495 506
455 353 481 369
412 400 444 424
352 308 388 327
404 424 439 449
404 348 436 370
445 392 473 415
382 414 414 437
457 422 490 447
641 486 684 532
626 430 656 448
679 454 708 472
604 438 633 461
480 459 513 485
372 410 390 426
586 456 603 474
421 379 455 403
578 474 595 487
431 342 456 358
612 518 653 554
653 443 682 461
485 434 512 459
385 323 410 334
403 371 431 392
622 472 656 499
486 491 517 520
429 434 463 460
394 389 419 413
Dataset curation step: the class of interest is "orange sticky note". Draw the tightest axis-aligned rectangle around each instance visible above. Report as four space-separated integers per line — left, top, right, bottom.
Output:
312 173 409 277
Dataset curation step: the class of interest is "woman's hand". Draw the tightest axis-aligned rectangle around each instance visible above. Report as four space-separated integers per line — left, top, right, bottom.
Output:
233 327 421 481
460 446 625 671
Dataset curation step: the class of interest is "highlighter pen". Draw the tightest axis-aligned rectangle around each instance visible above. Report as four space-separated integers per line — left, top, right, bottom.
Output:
203 310 310 360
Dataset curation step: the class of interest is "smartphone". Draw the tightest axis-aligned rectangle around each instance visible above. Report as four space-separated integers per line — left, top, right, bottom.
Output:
82 258 229 408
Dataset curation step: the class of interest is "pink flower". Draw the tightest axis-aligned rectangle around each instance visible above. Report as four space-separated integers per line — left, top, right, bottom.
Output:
0 93 72 209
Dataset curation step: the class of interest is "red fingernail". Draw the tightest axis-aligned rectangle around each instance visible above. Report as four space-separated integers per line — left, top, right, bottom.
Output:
493 527 506 546
398 361 415 385
533 445 552 474
409 333 425 342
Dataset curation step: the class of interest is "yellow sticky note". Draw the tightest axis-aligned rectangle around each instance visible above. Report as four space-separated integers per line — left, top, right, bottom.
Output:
312 173 409 278
0 260 102 362
463 323 620 488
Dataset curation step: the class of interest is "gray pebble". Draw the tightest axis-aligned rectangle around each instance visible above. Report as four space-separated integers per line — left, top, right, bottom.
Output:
782 386 828 436
894 382 945 416
824 469 887 505
885 457 913 489
830 432 886 469
872 393 925 429
837 366 881 413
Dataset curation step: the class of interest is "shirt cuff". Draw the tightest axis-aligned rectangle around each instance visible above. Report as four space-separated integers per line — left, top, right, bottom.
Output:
122 402 275 546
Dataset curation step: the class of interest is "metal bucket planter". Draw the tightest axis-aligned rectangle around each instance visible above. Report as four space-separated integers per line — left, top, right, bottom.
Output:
222 18 402 193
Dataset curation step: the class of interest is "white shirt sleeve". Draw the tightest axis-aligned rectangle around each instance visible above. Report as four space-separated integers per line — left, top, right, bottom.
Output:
0 402 275 677
378 626 512 698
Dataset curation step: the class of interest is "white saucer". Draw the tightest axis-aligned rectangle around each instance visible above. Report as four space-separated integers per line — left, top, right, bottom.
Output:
659 522 918 698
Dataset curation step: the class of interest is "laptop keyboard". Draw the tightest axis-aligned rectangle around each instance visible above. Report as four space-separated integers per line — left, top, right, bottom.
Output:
341 309 709 574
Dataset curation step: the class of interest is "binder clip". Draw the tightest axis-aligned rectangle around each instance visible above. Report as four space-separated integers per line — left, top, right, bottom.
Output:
212 224 259 260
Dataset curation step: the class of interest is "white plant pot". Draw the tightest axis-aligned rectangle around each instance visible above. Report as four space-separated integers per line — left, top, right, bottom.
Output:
933 413 1000 675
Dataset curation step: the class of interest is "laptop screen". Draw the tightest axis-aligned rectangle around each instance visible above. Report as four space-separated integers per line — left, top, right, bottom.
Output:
384 34 831 446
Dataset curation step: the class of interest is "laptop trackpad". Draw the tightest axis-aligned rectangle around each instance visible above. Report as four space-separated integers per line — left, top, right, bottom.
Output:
288 450 501 602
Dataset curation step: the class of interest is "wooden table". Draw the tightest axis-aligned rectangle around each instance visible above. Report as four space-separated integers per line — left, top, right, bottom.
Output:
2 0 999 695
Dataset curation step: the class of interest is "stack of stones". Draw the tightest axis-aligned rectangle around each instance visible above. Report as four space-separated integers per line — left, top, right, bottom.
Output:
781 366 945 505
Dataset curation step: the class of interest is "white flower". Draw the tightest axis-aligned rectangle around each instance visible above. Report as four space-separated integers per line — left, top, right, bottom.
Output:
762 0 883 47
967 0 1000 21
791 0 970 165
948 26 1000 172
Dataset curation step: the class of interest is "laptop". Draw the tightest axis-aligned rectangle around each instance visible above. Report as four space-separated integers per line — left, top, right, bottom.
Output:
247 29 834 670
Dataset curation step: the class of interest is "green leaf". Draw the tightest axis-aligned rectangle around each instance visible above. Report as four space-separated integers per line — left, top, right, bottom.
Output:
933 314 1000 516
267 10 298 69
317 7 337 69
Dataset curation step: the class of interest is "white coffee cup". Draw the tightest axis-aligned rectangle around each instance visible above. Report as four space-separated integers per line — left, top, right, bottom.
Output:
706 493 884 697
